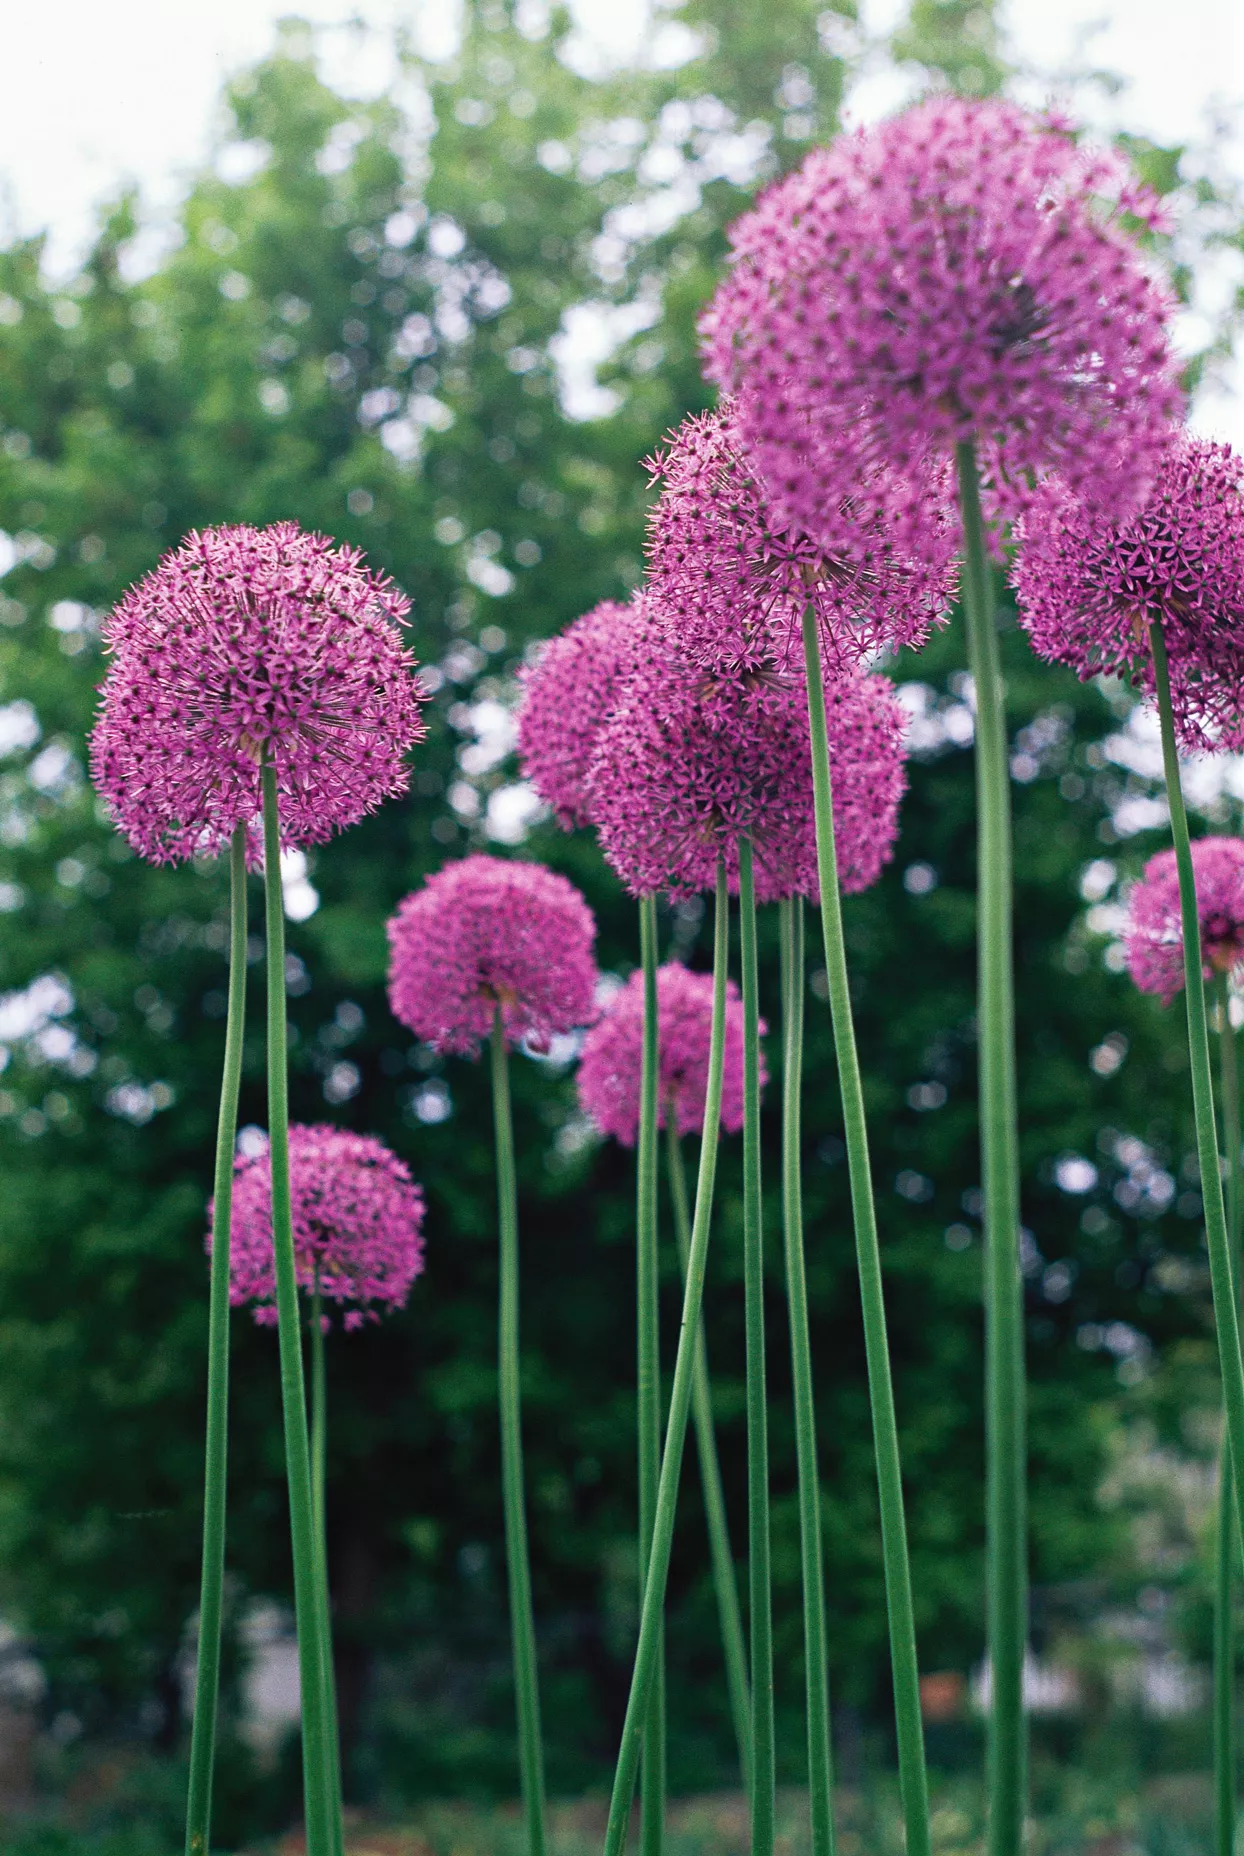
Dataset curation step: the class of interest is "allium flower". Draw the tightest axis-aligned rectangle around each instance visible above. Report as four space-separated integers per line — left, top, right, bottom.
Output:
702 97 1181 544
587 645 906 902
90 522 427 864
1012 436 1244 748
1124 837 1244 1006
645 403 958 676
215 1124 426 1330
387 854 599 1057
577 962 761 1146
516 597 648 827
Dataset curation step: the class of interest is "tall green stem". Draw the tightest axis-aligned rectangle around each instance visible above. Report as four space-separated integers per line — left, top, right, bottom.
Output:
955 442 1026 1856
802 609 930 1856
1213 971 1241 1856
490 1013 547 1856
779 896 836 1856
310 1286 345 1856
665 1125 751 1792
603 864 730 1856
637 892 665 1856
738 837 775 1856
185 825 248 1856
261 764 334 1856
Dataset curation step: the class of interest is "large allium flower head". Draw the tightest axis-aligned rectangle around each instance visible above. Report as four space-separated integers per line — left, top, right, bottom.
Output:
577 962 763 1146
90 522 427 864
644 403 958 677
587 639 906 902
516 596 648 827
1124 838 1244 1005
1013 436 1244 748
387 853 599 1057
702 97 1182 539
214 1124 426 1330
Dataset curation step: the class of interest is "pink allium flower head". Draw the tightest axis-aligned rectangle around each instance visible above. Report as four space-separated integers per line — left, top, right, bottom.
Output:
1012 435 1244 749
90 522 427 864
702 97 1182 543
387 853 599 1057
645 403 959 677
586 643 906 902
577 962 764 1146
212 1124 426 1330
1124 837 1244 1005
516 597 648 827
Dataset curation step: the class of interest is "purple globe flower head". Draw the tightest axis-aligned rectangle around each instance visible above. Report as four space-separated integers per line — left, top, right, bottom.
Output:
213 1124 426 1331
387 853 599 1058
90 521 427 865
1125 837 1244 1006
586 638 906 903
577 962 764 1146
702 96 1182 545
645 403 958 678
516 596 649 828
1012 435 1244 750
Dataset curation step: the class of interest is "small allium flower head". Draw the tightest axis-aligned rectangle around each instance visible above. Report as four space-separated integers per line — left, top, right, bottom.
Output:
216 1124 426 1330
516 597 647 827
645 404 958 677
703 97 1181 540
1125 837 1244 1005
1012 436 1244 748
387 854 599 1057
577 963 763 1146
587 644 906 902
91 522 427 864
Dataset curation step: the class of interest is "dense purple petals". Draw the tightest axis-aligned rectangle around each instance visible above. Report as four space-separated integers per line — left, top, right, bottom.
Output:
91 522 427 864
214 1124 426 1329
702 97 1182 542
1012 436 1244 748
516 597 648 827
386 854 599 1057
1124 838 1244 1005
577 962 761 1146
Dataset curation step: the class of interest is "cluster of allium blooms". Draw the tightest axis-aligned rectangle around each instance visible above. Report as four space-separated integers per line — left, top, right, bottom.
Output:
701 96 1182 546
90 522 427 865
577 962 760 1147
516 597 648 827
387 854 599 1057
216 1124 426 1330
1013 435 1244 750
645 403 958 676
587 640 906 903
1124 838 1244 1006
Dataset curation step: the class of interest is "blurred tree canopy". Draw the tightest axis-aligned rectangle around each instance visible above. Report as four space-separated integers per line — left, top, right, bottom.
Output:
0 0 1241 1824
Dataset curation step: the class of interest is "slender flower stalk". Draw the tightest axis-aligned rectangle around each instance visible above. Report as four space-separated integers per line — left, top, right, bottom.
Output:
491 1011 548 1856
738 837 775 1855
637 893 666 1856
603 865 729 1856
261 764 336 1855
184 826 248 1856
664 1122 751 1790
956 442 1026 1856
310 1285 346 1856
779 896 835 1856
801 609 930 1856
1214 973 1241 1856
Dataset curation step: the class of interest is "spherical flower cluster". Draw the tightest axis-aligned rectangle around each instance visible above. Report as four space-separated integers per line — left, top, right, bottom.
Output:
516 597 648 827
645 404 958 676
1012 436 1244 749
91 522 427 864
587 645 906 902
387 854 599 1057
577 962 762 1146
702 97 1181 546
1124 837 1244 1006
215 1124 426 1330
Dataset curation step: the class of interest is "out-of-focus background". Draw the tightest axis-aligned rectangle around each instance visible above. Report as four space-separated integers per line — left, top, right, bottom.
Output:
0 1 1243 1851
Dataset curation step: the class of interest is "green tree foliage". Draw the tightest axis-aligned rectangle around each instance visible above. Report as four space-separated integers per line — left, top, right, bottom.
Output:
0 0 1236 1814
